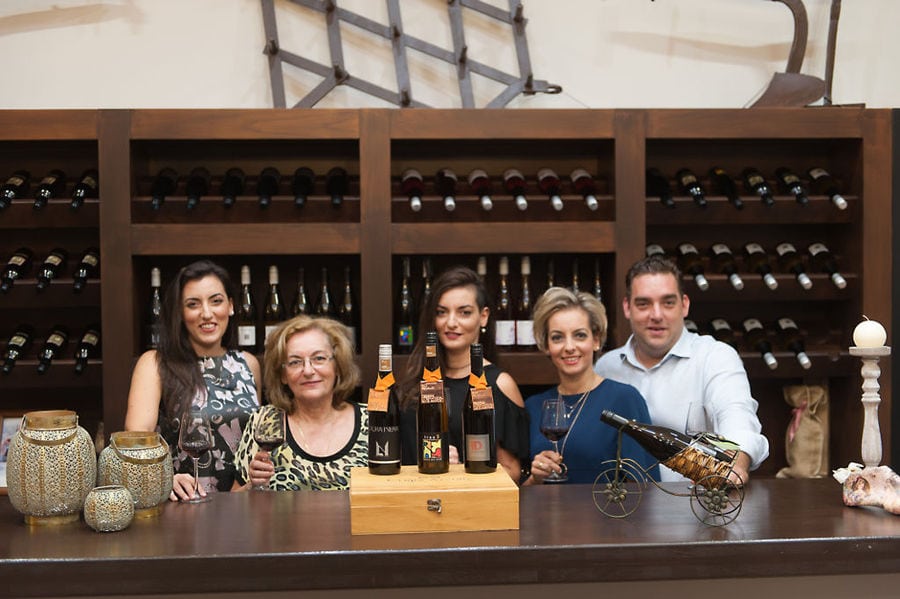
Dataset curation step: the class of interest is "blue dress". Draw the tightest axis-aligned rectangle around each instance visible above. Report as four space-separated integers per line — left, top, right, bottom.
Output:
525 379 660 484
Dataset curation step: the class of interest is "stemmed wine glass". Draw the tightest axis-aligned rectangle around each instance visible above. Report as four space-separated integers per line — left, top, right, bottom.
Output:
539 398 570 483
178 407 213 503
252 407 286 491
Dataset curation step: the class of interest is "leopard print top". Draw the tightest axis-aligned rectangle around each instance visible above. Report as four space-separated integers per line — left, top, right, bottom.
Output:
235 403 368 491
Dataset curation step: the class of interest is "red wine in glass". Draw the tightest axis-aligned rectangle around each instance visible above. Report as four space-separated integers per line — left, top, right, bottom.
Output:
540 426 569 443
180 439 211 459
179 408 214 503
252 407 286 490
539 398 570 483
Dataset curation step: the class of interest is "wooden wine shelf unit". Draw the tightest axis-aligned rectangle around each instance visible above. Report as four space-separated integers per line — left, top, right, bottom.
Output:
0 107 892 478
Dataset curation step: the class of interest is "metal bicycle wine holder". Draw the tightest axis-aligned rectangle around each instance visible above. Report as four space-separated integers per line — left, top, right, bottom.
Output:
261 0 561 108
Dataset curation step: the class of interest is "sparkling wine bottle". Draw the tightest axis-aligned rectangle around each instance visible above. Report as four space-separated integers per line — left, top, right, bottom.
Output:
147 267 163 350
2 324 34 374
35 247 69 291
221 167 245 208
467 168 493 211
435 168 458 212
775 317 811 369
742 317 778 370
775 242 812 290
741 167 775 207
463 343 497 473
570 256 581 294
37 325 69 374
537 167 564 211
72 246 100 293
742 243 778 290
515 256 536 352
646 168 675 209
708 166 743 210
675 167 707 209
184 167 210 211
73 323 101 374
418 331 449 474
33 169 66 211
264 265 286 343
292 167 315 208
421 257 433 306
149 167 177 211
338 265 357 350
257 166 280 209
503 168 528 211
676 243 709 291
325 166 348 207
476 255 487 284
807 242 847 289
70 168 99 210
494 256 516 351
592 257 603 303
396 257 415 353
570 168 599 211
290 267 310 316
237 265 258 353
0 169 30 209
315 266 335 317
368 344 401 475
807 166 848 210
401 168 424 212
775 167 809 206
0 247 33 293
708 243 744 290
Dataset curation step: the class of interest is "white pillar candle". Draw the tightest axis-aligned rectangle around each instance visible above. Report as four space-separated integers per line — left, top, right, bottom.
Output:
853 317 887 348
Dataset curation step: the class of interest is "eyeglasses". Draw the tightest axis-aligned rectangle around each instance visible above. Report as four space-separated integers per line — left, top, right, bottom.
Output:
283 354 334 372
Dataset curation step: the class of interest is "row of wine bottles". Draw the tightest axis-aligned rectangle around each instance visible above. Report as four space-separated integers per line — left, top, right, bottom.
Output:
145 166 350 210
1 323 101 375
686 316 812 370
0 246 100 294
647 241 846 292
0 169 99 210
646 165 848 210
145 264 357 353
399 167 601 212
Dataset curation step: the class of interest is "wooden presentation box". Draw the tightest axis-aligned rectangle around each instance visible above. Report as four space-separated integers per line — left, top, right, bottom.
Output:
349 465 519 535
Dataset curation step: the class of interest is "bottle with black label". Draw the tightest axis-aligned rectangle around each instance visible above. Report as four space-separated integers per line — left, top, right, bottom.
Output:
494 256 516 351
147 267 163 350
570 168 599 211
290 267 310 316
149 167 177 211
325 166 348 207
675 167 707 209
463 343 496 473
37 325 69 374
708 243 744 290
2 324 34 374
742 243 778 290
807 242 847 289
257 166 280 209
646 167 675 209
676 243 709 291
708 166 743 210
33 169 66 210
516 256 536 352
418 331 449 474
0 247 33 293
774 167 809 206
468 168 493 211
70 168 99 210
741 167 775 207
807 166 848 210
184 167 210 211
338 265 357 350
775 317 811 369
237 265 257 353
708 318 736 348
742 318 778 370
537 167 564 211
401 168 424 212
263 265 285 343
396 257 415 353
503 168 528 211
221 167 245 208
435 168 458 212
292 167 315 208
73 324 101 375
72 246 100 293
775 242 812 290
35 247 69 291
368 344 401 475
0 169 30 209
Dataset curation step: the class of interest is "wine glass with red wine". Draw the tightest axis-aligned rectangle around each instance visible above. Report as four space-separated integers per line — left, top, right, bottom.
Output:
252 407 285 490
539 398 570 483
178 407 213 503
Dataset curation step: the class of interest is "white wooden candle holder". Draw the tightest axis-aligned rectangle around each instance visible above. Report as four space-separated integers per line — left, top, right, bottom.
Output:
848 345 891 467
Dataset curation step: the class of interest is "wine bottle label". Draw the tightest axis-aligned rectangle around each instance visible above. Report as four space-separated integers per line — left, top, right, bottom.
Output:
710 243 730 256
781 173 801 185
420 380 445 402
264 324 279 342
743 318 763 332
808 167 828 181
7 175 25 186
8 255 26 266
679 173 698 185
238 325 256 346
516 320 535 345
711 318 730 332
678 243 699 255
470 387 494 411
397 325 413 347
465 434 491 461
81 255 99 268
646 244 665 256
367 388 390 412
44 255 63 266
370 431 400 463
775 242 796 256
420 434 444 463
47 333 65 346
82 333 100 345
495 320 516 345
745 243 764 254
9 334 27 346
746 173 765 186
777 317 797 330
808 242 827 256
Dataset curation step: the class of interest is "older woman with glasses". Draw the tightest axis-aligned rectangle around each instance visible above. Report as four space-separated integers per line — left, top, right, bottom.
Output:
233 315 367 491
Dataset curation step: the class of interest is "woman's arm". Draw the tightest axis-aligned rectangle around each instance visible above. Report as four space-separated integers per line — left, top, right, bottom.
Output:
124 350 162 431
242 351 262 399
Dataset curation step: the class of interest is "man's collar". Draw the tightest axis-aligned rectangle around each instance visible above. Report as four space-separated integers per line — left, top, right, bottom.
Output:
620 327 694 370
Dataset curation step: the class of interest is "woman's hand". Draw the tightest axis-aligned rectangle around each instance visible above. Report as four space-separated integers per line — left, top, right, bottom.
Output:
448 444 461 465
170 472 205 502
528 450 564 484
247 450 275 488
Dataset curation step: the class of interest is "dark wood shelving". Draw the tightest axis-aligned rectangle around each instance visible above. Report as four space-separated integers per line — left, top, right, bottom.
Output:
0 199 99 228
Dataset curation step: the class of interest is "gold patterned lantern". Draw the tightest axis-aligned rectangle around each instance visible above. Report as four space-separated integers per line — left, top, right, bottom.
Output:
97 431 173 517
83 485 135 532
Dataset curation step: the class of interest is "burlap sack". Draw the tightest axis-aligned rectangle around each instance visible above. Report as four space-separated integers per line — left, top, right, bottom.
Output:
776 384 829 478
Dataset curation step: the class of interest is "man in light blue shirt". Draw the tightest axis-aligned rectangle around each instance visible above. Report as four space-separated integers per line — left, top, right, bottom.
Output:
595 256 769 483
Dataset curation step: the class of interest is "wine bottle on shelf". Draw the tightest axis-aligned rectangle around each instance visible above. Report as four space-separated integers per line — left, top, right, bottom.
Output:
315 266 335 317
338 265 357 349
463 343 497 473
33 169 66 210
592 258 603 303
516 256 536 352
237 265 257 353
396 256 415 353
807 166 848 210
263 265 286 343
707 166 743 210
435 168 457 212
401 168 424 212
325 166 348 207
72 246 100 293
257 166 280 209
0 169 30 209
675 167 707 209
570 168 599 211
502 168 528 211
807 242 847 289
368 344 401 475
676 243 709 291
537 167 564 211
742 317 778 370
184 167 210 211
421 257 433 306
149 167 177 211
645 243 667 259
221 167 245 208
476 255 487 284
147 267 163 350
600 410 736 471
775 242 812 290
36 325 69 374
35 247 69 291
467 168 493 211
70 168 99 210
774 167 809 206
775 317 811 370
417 331 449 474
570 257 581 294
708 243 744 290
290 267 310 316
495 256 516 352
292 167 315 208
684 319 699 334
0 247 33 293
73 324 101 375
2 324 34 374
646 168 675 209
545 258 555 291
742 242 778 290
741 167 775 207
708 318 737 348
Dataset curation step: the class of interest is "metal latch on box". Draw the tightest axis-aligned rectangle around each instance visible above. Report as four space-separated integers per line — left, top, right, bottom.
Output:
427 498 442 513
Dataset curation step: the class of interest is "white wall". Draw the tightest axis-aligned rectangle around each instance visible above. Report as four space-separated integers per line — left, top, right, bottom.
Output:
1 0 897 110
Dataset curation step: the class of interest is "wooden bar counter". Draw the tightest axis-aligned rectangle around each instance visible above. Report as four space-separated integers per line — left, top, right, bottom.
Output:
1 478 898 598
